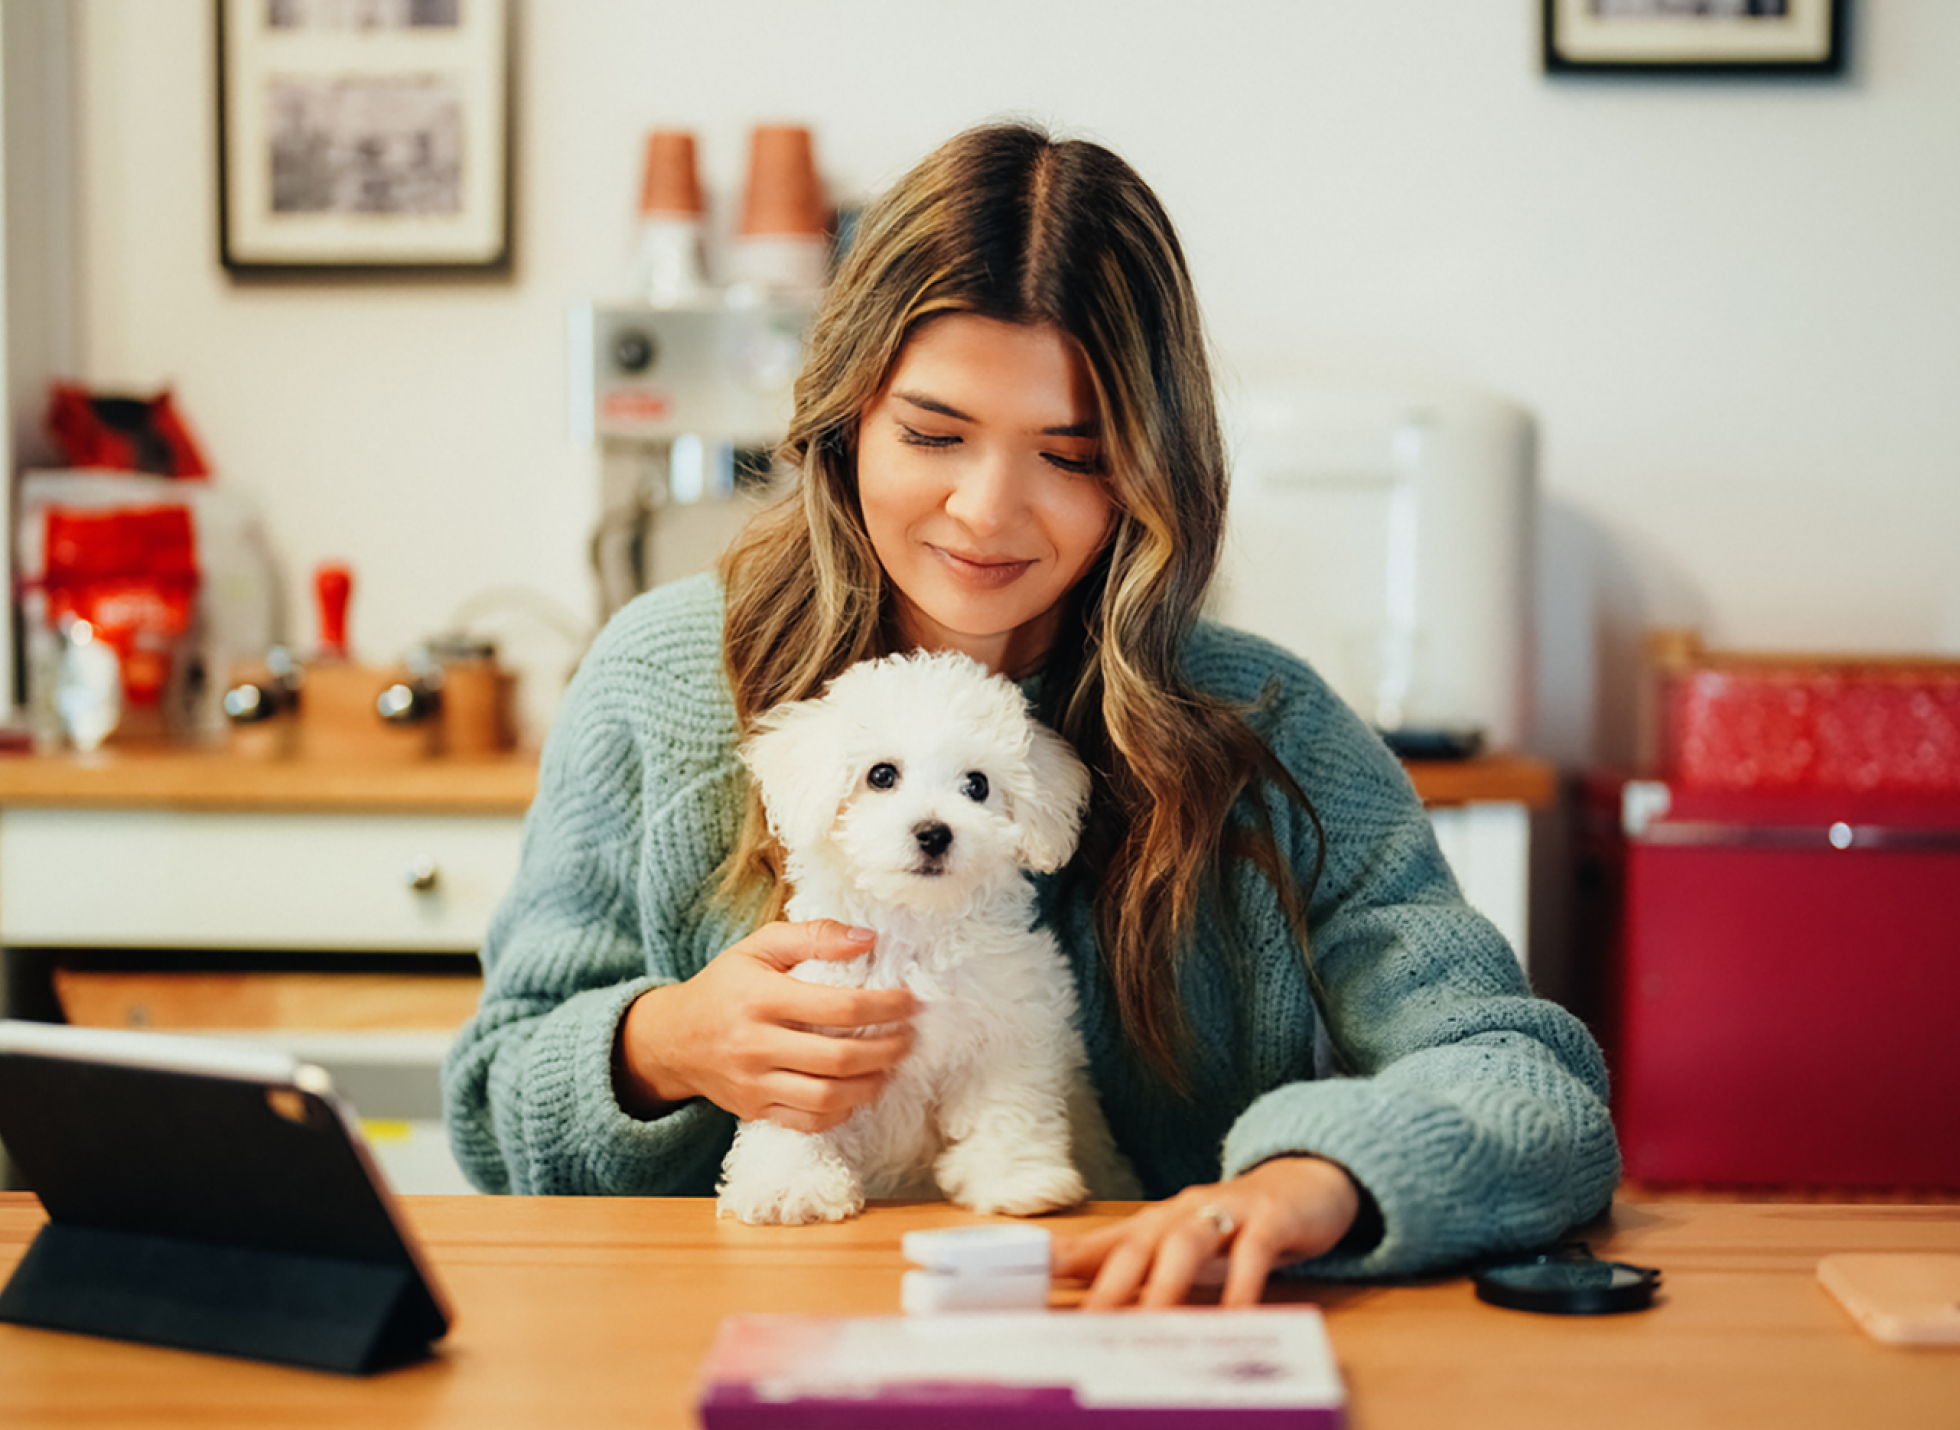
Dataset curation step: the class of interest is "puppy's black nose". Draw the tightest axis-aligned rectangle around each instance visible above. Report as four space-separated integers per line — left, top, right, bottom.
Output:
914 822 953 858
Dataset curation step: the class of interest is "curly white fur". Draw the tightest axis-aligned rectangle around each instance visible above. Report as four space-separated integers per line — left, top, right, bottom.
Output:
715 649 1139 1225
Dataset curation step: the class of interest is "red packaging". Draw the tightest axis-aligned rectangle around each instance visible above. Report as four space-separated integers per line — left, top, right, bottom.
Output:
41 505 201 707
1647 632 1960 794
1610 778 1960 1190
46 383 210 478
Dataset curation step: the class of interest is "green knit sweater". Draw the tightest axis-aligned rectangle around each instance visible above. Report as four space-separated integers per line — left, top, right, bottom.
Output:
442 573 1620 1277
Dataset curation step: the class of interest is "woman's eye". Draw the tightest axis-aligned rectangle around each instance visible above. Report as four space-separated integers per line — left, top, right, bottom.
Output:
897 425 959 450
960 772 989 802
868 763 900 791
1041 452 1098 475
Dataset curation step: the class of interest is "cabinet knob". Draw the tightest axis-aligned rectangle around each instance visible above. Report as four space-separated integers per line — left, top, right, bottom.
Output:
405 856 440 893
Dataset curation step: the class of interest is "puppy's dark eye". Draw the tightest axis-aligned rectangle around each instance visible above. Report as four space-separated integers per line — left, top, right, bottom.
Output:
960 772 989 802
867 762 899 791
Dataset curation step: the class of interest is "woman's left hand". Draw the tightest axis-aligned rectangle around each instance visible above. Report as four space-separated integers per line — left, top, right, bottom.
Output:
1050 1156 1362 1308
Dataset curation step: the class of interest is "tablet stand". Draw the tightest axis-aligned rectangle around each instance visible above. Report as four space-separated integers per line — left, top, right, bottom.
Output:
0 1221 440 1374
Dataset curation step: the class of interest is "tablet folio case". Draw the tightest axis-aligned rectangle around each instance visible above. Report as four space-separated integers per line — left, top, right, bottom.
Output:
0 1222 431 1374
0 1039 448 1374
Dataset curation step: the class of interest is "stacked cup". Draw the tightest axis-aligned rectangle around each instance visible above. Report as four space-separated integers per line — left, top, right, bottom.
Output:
633 129 711 307
727 123 831 297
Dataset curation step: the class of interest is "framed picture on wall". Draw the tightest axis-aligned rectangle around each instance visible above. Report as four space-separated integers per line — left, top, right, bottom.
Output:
1543 0 1847 76
217 0 512 274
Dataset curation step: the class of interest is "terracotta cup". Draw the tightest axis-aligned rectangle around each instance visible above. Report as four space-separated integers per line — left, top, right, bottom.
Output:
640 130 705 217
739 124 826 236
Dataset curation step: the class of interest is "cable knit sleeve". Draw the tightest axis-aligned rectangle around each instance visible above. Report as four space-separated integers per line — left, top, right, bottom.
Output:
441 576 746 1195
1195 627 1621 1276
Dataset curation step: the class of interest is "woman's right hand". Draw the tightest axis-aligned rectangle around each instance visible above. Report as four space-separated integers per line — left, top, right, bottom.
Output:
613 920 918 1132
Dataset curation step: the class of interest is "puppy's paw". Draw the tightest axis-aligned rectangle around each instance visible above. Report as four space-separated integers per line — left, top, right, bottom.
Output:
716 1123 865 1225
717 1177 865 1226
937 1143 1089 1218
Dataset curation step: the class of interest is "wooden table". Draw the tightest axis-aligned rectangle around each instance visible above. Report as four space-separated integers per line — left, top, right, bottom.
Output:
1 1192 1955 1428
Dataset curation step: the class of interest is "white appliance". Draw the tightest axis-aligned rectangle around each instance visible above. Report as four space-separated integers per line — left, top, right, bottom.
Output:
1211 382 1535 753
570 299 812 461
569 298 814 613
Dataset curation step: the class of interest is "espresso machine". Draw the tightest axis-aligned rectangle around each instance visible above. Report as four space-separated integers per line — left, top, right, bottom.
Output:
572 126 829 616
570 295 813 614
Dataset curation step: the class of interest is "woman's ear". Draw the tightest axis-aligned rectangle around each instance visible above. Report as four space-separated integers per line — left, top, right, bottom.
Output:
739 695 851 857
1007 721 1092 873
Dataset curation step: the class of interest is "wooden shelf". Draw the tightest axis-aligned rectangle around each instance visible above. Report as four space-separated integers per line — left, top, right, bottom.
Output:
1403 752 1556 809
0 746 1554 815
53 967 483 1033
0 746 538 814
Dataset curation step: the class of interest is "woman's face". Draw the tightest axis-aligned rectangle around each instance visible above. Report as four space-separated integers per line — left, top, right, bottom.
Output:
856 313 1115 678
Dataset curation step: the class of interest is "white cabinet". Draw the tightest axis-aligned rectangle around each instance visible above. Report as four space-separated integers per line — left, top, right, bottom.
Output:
0 809 521 951
1428 802 1532 969
0 804 1528 965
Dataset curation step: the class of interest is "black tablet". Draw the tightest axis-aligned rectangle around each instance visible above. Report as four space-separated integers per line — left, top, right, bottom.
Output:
0 1019 452 1373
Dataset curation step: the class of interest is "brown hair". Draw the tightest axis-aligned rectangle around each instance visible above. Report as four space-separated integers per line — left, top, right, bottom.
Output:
718 122 1321 1090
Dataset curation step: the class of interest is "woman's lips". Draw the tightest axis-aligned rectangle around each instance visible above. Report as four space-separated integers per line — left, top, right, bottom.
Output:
928 545 1035 590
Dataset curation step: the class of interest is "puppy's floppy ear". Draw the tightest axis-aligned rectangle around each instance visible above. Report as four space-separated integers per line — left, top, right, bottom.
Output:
739 693 853 856
1007 720 1092 874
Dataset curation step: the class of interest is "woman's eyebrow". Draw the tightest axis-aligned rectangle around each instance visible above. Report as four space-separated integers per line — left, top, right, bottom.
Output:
892 390 1098 439
893 391 971 421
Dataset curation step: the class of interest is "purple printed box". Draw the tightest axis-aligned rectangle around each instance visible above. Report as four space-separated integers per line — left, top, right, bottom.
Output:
696 1308 1345 1428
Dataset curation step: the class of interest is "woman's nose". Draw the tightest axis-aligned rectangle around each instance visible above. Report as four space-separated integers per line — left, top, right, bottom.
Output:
943 449 1028 536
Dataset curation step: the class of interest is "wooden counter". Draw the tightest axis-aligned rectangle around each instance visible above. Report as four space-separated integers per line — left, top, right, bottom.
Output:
1 1192 1955 1429
1405 751 1556 809
0 746 539 814
0 745 1550 814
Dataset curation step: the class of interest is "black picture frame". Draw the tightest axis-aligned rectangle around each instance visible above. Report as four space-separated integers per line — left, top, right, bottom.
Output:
1543 0 1847 77
216 0 512 276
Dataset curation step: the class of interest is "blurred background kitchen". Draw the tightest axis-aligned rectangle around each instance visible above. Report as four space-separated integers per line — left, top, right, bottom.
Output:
1 2 1954 1196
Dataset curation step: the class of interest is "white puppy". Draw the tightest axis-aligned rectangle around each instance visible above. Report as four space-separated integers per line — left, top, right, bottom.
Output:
715 649 1138 1225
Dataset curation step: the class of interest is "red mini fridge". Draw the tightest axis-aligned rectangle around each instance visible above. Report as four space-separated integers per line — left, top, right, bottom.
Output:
1610 779 1960 1189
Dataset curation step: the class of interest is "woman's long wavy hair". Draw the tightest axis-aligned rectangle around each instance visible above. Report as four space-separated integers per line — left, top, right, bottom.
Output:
718 122 1321 1092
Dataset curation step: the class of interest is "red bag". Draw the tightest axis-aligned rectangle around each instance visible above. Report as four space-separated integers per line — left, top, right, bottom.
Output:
41 506 201 708
46 383 210 478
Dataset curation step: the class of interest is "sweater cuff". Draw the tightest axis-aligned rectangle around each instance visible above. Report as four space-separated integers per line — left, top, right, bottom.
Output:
1333 1177 1385 1257
1219 1075 1597 1279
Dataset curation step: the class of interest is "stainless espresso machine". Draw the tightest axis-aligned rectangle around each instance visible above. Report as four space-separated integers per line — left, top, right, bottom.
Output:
570 296 815 617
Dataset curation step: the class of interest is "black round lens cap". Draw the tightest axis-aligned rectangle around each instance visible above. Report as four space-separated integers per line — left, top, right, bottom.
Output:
1474 1255 1661 1315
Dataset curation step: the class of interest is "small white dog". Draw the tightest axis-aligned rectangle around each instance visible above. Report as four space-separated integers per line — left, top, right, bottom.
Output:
715 649 1138 1225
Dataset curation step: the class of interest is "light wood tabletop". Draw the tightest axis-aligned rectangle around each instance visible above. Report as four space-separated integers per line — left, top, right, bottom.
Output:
1 1191 1955 1428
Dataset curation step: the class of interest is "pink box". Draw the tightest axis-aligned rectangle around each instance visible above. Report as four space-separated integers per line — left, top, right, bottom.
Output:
696 1310 1345 1428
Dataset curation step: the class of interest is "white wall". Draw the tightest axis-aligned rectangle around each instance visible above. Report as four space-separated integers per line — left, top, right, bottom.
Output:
71 0 1960 761
5 1 82 707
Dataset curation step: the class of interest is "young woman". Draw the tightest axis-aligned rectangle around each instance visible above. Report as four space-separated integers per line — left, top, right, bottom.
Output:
443 122 1619 1308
